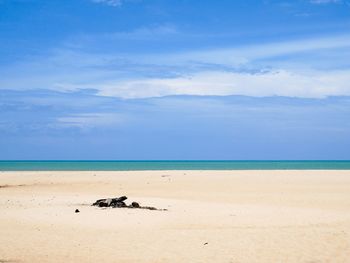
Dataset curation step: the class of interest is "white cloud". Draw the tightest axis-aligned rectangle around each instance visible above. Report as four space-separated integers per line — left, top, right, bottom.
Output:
96 69 350 99
1 34 350 99
57 113 124 129
309 0 341 4
91 0 122 7
107 24 178 40
151 34 350 67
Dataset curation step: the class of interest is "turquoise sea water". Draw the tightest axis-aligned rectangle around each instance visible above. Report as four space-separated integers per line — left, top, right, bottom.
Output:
0 161 350 171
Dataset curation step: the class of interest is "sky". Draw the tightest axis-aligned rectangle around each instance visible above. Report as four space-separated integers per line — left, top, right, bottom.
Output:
0 0 350 160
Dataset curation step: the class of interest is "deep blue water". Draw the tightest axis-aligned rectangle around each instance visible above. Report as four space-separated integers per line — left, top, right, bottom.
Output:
0 161 350 171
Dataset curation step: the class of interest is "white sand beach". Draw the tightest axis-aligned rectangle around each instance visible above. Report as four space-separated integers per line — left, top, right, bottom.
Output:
1 170 350 263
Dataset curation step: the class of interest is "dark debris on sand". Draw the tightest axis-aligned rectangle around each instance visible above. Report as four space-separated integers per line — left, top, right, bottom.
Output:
92 196 167 211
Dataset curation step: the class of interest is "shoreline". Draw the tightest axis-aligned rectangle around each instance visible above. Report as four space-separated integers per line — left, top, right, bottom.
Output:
2 169 350 172
2 160 350 172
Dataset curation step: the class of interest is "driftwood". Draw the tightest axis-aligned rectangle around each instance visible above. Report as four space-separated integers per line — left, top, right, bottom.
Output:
92 196 166 211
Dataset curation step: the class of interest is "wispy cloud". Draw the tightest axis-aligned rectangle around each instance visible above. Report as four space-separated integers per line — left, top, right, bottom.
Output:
91 0 122 7
158 34 350 67
96 69 350 99
57 113 124 129
1 33 350 99
1 89 350 159
111 24 178 39
309 0 341 4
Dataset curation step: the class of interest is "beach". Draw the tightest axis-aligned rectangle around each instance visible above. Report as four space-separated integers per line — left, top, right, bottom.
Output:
1 170 350 263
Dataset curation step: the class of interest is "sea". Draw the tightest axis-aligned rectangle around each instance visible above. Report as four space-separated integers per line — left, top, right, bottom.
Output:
1 160 350 171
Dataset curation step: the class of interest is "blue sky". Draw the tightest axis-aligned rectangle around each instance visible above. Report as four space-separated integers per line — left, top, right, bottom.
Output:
1 0 350 159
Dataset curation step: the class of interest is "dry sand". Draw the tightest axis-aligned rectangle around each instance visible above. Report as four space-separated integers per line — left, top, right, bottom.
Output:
1 170 350 263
